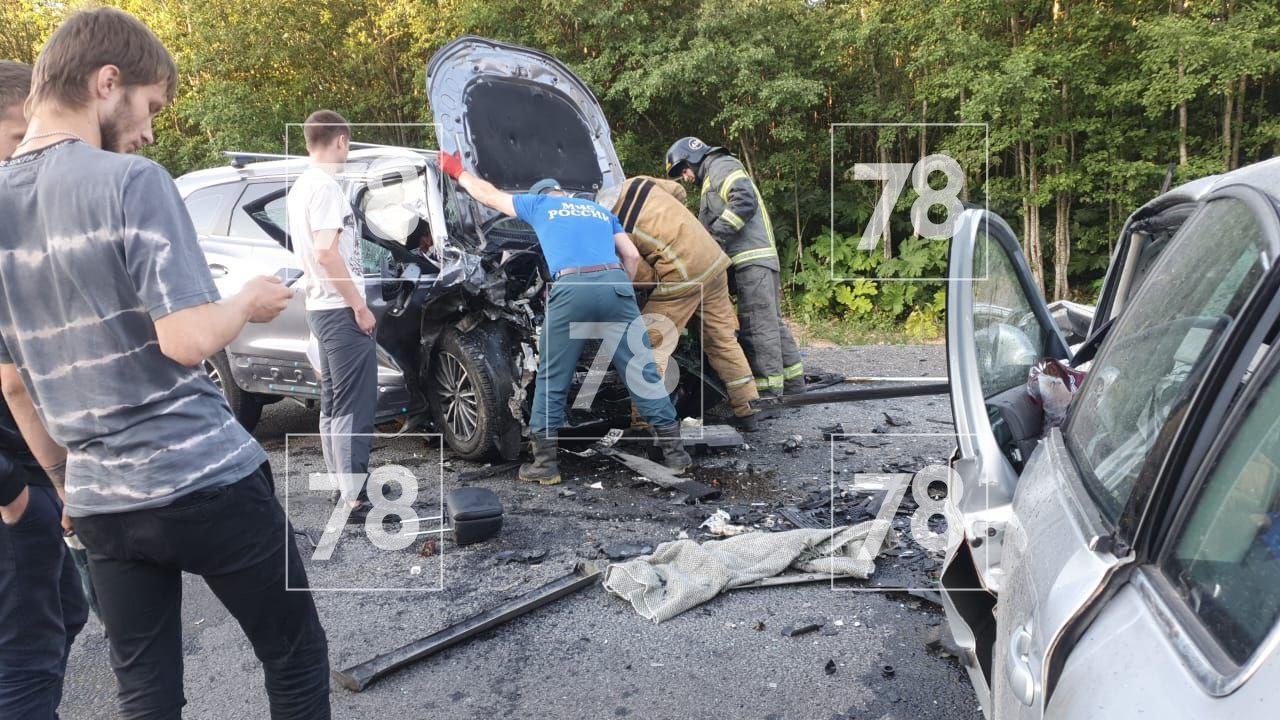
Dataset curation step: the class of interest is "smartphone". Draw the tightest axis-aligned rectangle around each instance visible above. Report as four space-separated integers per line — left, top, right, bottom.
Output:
275 268 304 287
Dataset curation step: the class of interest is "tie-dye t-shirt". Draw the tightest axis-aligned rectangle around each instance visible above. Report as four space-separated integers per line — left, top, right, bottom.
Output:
0 140 267 517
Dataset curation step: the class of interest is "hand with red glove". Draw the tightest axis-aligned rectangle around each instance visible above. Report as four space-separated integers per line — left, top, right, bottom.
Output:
439 150 464 180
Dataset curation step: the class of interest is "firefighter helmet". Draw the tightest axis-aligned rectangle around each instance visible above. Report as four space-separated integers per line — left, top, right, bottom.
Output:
665 136 722 178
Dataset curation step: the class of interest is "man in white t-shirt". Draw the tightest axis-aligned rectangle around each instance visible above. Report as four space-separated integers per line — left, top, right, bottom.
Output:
287 110 376 519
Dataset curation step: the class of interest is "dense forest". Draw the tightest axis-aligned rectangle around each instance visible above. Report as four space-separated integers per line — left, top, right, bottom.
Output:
4 1 1278 336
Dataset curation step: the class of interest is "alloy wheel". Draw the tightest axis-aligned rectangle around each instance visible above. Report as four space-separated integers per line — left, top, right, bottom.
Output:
433 351 479 442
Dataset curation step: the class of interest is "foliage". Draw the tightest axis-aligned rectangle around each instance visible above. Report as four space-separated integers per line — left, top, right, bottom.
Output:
7 0 1280 335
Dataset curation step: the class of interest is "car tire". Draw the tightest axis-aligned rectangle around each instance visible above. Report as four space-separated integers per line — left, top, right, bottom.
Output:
428 325 512 460
203 351 263 432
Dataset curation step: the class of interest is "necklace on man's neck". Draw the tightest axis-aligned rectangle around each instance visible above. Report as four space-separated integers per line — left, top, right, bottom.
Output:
15 130 87 150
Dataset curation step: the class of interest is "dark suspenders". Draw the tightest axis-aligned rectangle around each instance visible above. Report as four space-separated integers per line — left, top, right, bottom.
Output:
615 179 655 234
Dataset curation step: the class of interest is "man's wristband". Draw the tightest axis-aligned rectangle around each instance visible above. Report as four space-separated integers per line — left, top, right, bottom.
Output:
42 461 66 492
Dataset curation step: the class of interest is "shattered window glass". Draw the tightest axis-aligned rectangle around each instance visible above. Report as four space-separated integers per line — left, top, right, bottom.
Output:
1163 368 1280 665
1065 198 1267 523
971 229 1047 398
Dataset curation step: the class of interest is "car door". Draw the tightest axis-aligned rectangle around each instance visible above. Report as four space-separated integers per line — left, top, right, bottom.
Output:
1045 325 1280 719
940 208 1073 711
224 180 315 394
944 208 1071 589
244 174 411 380
975 187 1279 720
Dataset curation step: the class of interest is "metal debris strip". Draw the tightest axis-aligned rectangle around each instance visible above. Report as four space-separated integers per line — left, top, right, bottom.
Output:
751 381 949 412
455 461 521 483
563 440 721 501
333 562 603 692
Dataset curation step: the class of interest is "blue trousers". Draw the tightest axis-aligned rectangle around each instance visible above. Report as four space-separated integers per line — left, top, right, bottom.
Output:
0 485 88 719
530 268 677 435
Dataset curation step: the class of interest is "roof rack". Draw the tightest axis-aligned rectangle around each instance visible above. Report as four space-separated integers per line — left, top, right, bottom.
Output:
349 142 435 156
222 151 298 169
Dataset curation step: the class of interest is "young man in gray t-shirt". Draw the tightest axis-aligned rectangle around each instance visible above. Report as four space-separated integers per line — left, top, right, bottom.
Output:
0 9 330 718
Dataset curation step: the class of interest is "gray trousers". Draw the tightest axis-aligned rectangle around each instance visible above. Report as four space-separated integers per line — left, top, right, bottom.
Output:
733 264 803 397
308 308 377 501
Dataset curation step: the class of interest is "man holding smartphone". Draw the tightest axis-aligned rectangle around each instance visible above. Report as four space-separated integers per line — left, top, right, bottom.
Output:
287 110 378 521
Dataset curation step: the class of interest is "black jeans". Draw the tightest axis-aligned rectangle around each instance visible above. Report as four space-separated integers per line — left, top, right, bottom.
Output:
75 464 330 720
0 485 88 719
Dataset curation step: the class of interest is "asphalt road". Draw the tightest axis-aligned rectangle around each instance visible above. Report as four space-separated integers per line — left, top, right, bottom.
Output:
60 344 982 720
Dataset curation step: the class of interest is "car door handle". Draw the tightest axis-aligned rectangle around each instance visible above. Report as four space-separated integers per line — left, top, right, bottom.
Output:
1006 621 1037 707
208 263 229 278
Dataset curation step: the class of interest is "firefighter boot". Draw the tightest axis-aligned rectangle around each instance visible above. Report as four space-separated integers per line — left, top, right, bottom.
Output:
518 433 562 485
654 424 693 473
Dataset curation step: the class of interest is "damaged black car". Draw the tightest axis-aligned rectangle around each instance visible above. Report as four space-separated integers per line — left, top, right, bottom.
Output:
182 36 729 459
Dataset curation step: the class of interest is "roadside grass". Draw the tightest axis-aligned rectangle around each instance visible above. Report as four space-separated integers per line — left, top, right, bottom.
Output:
789 315 943 348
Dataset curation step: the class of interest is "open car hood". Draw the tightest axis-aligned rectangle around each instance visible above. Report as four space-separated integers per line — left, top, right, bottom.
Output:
427 36 623 195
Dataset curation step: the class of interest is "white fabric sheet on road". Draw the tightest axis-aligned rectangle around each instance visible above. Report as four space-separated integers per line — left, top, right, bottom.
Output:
602 522 887 623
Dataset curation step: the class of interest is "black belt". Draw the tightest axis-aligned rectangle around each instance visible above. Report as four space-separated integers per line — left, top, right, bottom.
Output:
552 262 622 281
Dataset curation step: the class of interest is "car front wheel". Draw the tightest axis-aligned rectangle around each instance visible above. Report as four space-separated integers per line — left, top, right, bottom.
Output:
428 325 514 459
203 351 263 432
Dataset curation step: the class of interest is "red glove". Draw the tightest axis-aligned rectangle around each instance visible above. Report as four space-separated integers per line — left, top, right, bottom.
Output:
439 150 464 180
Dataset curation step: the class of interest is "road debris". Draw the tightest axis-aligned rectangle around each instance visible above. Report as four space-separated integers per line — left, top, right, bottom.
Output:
603 521 889 622
494 548 548 565
418 539 438 558
783 435 803 452
882 411 911 427
600 542 655 561
681 424 745 453
454 461 521 483
824 659 837 675
588 445 720 501
819 423 845 440
781 621 822 637
700 509 750 537
333 563 603 692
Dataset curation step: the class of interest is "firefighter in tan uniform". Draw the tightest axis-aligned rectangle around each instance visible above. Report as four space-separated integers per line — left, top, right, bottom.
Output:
597 175 761 430
665 137 805 398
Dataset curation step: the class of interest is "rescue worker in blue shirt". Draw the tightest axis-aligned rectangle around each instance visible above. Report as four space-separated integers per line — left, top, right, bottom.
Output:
439 151 692 485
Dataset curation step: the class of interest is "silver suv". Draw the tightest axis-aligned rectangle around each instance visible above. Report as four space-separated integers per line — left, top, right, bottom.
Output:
177 147 431 434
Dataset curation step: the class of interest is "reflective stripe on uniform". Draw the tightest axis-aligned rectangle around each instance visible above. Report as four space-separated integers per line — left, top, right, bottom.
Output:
633 228 690 283
730 246 778 266
651 255 730 297
719 169 751 201
725 375 754 388
718 208 745 230
755 375 784 390
717 167 778 256
782 362 804 380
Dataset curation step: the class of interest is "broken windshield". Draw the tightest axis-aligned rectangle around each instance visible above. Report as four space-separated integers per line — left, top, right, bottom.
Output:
1065 197 1269 523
